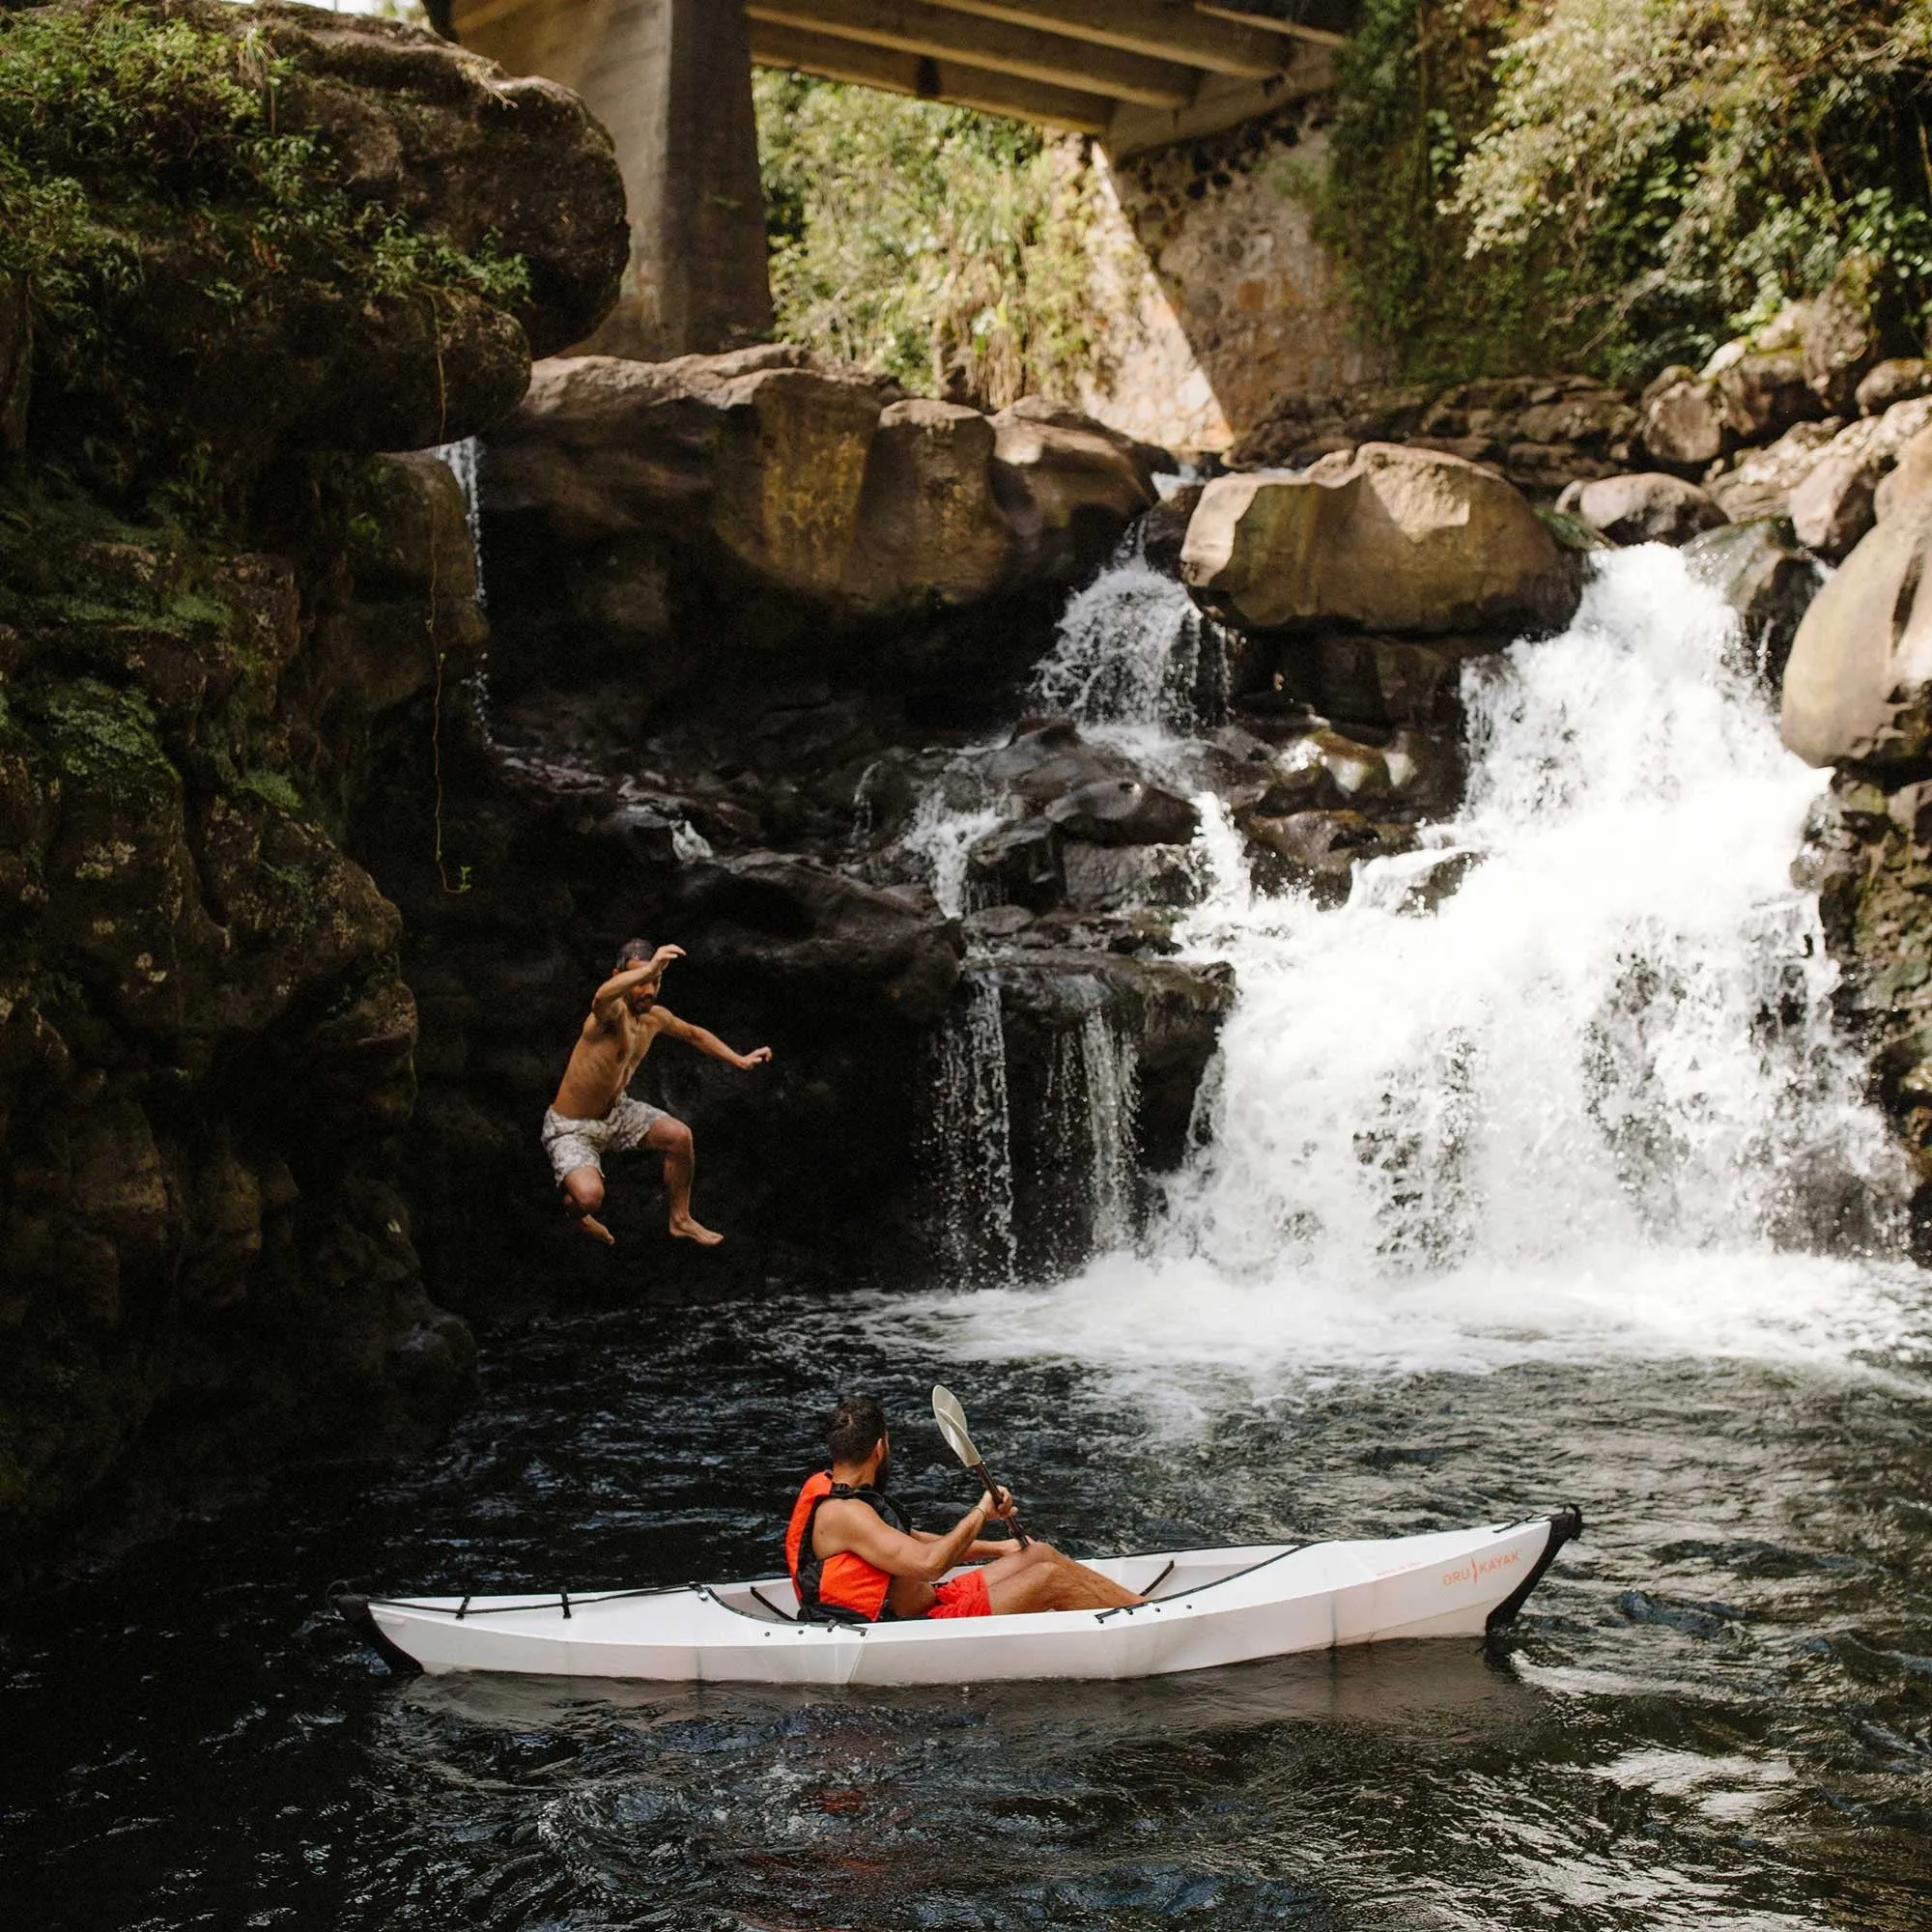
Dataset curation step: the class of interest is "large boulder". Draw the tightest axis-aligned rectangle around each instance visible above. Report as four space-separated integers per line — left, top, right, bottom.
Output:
483 347 894 596
211 4 628 359
987 397 1162 582
1858 359 1932 417
851 399 1017 604
1181 443 1578 636
1719 350 1820 444
482 354 1157 632
1555 472 1727 547
1781 506 1932 767
1638 366 1727 469
1800 254 1883 412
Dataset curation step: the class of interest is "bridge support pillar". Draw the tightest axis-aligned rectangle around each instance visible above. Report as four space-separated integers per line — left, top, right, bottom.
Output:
457 0 773 358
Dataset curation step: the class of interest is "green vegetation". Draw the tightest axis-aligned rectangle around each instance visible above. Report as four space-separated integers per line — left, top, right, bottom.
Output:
1324 0 1932 384
0 0 525 509
754 70 1108 408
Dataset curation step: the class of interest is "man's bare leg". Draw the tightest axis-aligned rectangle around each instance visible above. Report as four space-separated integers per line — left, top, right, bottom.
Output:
978 1543 1144 1614
646 1115 723 1246
560 1166 615 1246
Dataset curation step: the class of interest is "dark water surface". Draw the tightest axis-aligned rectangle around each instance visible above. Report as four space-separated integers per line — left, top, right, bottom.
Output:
3 1295 1931 1930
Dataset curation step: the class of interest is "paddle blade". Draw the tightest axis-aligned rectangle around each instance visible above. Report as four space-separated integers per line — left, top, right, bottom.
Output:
930 1384 980 1468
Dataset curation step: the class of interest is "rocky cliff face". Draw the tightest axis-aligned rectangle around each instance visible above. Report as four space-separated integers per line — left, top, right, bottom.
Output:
0 1 626 1577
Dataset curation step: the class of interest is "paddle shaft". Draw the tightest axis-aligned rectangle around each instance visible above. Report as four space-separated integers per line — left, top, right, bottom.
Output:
971 1461 1030 1550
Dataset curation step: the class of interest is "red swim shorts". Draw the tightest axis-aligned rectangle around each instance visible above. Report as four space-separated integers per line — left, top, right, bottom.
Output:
926 1570 992 1619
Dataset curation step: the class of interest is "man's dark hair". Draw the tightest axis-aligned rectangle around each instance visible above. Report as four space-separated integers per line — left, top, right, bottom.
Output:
824 1394 887 1464
613 938 652 973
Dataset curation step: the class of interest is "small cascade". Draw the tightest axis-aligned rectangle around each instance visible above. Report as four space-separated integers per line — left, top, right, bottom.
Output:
1037 1002 1134 1254
1030 539 1229 733
1072 1007 1140 1249
431 436 491 737
901 791 1004 919
924 975 1018 1283
430 438 487 609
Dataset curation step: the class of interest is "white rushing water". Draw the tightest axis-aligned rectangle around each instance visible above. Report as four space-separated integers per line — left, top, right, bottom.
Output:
431 437 486 609
1042 1002 1142 1253
1031 555 1227 733
898 548 1923 1385
924 974 1019 1285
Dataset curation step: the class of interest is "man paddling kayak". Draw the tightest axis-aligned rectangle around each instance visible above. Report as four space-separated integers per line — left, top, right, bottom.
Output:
544 939 772 1247
786 1396 1145 1620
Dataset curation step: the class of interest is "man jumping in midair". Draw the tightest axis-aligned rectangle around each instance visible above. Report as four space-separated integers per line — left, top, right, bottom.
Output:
542 940 772 1248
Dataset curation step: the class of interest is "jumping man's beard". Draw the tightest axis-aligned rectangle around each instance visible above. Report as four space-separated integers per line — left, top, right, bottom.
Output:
872 1449 892 1493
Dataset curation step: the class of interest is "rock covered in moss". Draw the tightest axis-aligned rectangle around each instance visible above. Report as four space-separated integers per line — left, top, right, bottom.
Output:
10 0 625 484
0 458 486 1576
234 4 626 357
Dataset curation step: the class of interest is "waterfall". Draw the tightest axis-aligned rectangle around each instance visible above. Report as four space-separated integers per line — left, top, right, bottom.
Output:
925 975 1018 1283
1039 1000 1142 1255
431 436 491 741
431 438 486 609
900 548 1914 1378
901 792 1003 918
1157 548 1900 1283
1030 554 1227 732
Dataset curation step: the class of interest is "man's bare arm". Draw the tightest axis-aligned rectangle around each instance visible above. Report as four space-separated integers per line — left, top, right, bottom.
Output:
817 1497 991 1581
913 1528 1009 1560
589 946 685 1020
656 1009 772 1070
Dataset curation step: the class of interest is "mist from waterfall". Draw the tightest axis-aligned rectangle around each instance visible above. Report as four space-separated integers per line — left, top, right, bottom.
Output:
898 547 1922 1383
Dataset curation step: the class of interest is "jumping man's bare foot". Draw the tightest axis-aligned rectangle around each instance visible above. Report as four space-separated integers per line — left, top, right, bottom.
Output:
575 1212 616 1246
669 1212 724 1247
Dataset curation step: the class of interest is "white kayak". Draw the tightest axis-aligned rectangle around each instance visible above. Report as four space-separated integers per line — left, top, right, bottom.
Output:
333 1508 1579 1688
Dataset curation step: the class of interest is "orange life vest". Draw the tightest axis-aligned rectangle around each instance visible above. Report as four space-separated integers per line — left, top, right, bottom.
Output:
785 1472 906 1623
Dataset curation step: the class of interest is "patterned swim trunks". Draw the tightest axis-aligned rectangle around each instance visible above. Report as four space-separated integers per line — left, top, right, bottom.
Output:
541 1096 669 1185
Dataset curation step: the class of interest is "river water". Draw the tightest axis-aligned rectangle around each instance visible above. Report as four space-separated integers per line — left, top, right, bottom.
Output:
5 551 1932 1927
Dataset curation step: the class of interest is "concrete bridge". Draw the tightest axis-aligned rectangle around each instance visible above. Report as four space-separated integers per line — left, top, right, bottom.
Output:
440 0 1365 439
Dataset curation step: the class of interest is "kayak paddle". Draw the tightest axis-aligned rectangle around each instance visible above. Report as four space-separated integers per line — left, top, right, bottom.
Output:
931 1383 1030 1549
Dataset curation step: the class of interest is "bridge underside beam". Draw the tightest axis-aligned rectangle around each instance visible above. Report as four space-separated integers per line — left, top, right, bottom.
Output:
1193 1 1358 50
748 1 1356 150
748 18 1117 136
907 1 1307 76
744 0 1202 109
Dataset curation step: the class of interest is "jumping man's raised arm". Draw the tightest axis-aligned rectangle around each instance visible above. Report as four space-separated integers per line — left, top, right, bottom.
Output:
589 945 684 1021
